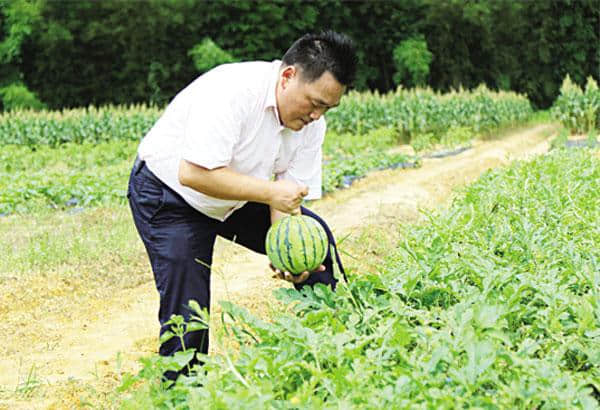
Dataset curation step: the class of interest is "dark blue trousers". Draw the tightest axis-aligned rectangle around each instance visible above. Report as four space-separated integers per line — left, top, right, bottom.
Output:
127 159 345 376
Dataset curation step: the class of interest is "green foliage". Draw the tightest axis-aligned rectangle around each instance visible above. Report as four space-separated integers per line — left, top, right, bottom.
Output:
440 126 473 148
0 87 535 214
22 0 203 108
411 127 473 153
117 149 600 408
549 127 570 150
410 132 435 153
0 81 45 110
0 0 41 64
0 126 413 214
0 104 160 146
0 0 42 90
21 0 318 108
0 87 530 148
423 0 599 108
0 140 136 215
321 127 418 193
2 0 594 109
552 75 600 133
322 150 416 194
587 129 598 147
188 38 238 74
326 85 533 141
392 35 432 87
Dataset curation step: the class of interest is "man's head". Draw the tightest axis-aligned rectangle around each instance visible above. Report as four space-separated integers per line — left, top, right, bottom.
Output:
276 31 357 131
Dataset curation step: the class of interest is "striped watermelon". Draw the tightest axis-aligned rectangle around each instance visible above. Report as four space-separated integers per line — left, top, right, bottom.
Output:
265 215 328 275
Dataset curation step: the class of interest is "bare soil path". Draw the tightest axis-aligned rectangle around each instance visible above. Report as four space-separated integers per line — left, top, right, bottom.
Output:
0 124 554 409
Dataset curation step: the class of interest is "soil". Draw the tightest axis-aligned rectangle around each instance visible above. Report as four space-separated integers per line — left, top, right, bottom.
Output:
0 124 555 409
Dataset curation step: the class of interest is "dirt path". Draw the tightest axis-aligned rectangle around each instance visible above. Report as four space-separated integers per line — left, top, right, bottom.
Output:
0 124 554 409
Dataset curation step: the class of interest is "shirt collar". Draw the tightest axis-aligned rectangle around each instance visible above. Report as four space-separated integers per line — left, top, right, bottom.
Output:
266 60 284 129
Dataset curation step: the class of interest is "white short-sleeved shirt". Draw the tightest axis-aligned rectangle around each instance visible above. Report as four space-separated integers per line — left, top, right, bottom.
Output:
138 60 325 221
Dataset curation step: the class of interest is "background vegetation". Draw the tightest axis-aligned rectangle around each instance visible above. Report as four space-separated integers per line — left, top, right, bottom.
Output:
0 0 598 111
0 86 538 214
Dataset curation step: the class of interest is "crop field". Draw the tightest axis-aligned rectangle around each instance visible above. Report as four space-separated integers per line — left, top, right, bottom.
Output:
1 84 598 409
0 86 530 215
118 147 600 409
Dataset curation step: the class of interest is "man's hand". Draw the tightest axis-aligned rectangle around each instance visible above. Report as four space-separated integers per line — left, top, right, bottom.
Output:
269 179 308 214
179 160 309 215
270 263 326 284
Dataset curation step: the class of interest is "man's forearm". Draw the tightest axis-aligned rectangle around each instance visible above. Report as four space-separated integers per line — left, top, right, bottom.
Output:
178 159 273 204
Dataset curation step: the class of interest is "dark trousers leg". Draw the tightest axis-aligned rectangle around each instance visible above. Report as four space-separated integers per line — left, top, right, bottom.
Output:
218 202 346 290
127 160 218 379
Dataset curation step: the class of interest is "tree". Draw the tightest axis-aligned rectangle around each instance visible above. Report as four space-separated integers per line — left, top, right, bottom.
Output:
393 35 433 87
0 0 43 109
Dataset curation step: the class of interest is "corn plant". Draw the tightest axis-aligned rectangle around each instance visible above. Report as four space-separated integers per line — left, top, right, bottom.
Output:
0 104 161 146
326 85 533 141
552 75 600 133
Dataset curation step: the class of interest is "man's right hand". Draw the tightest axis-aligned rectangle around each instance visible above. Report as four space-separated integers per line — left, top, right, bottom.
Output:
269 179 308 214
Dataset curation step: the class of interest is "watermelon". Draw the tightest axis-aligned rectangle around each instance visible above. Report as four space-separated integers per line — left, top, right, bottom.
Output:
265 215 328 275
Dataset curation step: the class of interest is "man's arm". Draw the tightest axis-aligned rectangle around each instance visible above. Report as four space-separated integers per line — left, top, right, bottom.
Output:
178 159 307 214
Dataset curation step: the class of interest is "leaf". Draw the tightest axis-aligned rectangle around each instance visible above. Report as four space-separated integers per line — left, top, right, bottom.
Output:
475 304 504 329
425 345 450 374
159 330 175 344
186 321 208 332
463 339 496 386
170 350 195 370
584 329 600 339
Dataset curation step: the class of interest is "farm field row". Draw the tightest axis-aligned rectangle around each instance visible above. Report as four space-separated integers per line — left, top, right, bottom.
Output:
0 134 415 215
0 86 532 147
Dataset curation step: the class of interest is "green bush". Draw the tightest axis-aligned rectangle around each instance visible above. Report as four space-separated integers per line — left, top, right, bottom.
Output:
0 82 45 111
188 38 238 74
410 132 435 153
392 35 433 87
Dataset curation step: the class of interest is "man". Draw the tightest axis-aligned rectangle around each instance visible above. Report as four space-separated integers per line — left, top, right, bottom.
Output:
127 31 357 379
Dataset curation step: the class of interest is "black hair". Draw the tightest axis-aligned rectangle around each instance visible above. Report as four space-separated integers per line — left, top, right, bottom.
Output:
281 30 357 86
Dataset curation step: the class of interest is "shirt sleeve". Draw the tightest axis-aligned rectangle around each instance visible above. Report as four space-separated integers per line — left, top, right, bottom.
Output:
180 87 245 170
276 118 325 200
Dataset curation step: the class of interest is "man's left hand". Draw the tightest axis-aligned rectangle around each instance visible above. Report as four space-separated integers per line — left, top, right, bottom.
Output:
270 263 326 284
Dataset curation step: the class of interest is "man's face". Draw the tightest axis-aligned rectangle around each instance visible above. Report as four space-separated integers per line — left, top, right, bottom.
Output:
276 66 345 131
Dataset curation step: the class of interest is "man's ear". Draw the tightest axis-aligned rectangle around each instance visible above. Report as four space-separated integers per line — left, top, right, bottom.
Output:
280 65 296 89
